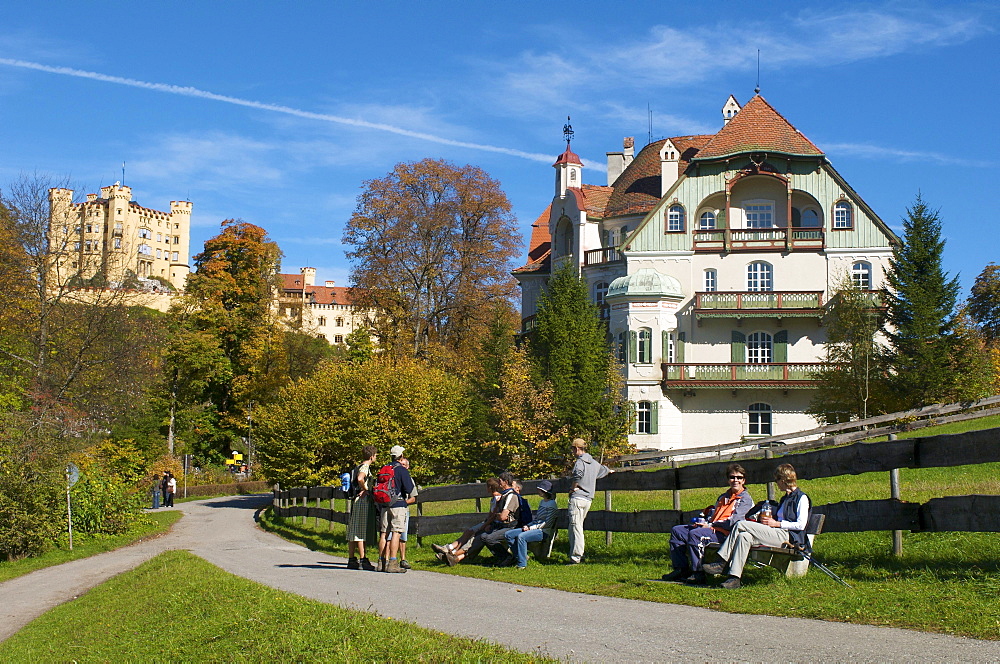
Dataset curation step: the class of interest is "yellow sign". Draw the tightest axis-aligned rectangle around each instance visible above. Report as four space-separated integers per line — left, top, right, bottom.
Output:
232 453 243 461
225 459 235 465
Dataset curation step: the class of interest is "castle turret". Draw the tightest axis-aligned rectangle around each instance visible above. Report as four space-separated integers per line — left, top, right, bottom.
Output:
169 200 193 290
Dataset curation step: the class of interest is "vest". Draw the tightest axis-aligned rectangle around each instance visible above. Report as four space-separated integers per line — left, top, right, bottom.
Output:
778 487 811 552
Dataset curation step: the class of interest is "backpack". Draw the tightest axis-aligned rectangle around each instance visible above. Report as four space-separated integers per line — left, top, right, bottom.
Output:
517 495 533 527
372 463 401 505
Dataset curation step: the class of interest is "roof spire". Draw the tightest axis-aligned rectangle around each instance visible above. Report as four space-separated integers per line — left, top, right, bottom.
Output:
563 115 574 149
755 49 761 95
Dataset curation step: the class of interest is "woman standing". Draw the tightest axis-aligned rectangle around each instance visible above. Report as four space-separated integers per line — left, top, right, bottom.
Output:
346 445 379 570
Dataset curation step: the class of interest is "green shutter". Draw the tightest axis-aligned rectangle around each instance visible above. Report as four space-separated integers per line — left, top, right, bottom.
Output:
631 401 638 434
662 330 670 363
717 208 726 229
774 330 788 363
676 332 685 363
731 330 746 363
629 331 638 363
650 402 658 434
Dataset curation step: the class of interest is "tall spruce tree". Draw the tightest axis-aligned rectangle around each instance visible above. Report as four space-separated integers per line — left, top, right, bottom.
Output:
528 263 630 457
883 195 964 408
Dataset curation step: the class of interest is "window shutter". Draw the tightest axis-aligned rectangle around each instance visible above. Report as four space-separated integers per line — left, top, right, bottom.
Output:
731 330 746 363
631 402 638 434
662 330 670 363
629 331 638 363
774 330 788 364
717 208 726 229
676 332 686 363
650 402 658 434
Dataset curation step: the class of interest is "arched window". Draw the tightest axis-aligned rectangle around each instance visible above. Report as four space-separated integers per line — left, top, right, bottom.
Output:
748 403 772 435
638 328 652 364
746 331 773 364
557 218 573 255
852 261 872 289
698 211 716 230
594 281 610 320
802 209 820 227
746 262 773 292
636 401 657 434
704 268 718 292
833 201 853 229
667 205 685 232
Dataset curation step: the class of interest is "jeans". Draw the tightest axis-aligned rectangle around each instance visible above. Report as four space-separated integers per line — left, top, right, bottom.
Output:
567 495 592 562
669 524 721 572
505 527 545 567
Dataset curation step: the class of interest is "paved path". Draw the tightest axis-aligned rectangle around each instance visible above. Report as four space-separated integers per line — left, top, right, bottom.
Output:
2 495 998 662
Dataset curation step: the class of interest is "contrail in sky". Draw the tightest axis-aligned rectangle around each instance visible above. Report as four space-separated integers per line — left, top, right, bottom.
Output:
0 57 560 164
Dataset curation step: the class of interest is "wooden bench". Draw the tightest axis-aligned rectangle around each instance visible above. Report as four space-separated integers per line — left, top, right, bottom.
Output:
706 513 825 578
526 529 558 561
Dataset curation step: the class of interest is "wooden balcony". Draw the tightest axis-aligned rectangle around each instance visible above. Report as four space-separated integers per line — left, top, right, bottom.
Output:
692 228 824 253
662 362 825 388
694 291 825 322
584 246 624 267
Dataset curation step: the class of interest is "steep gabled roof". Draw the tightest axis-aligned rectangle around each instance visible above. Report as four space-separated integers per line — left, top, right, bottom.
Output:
514 204 552 275
279 273 355 305
692 95 823 161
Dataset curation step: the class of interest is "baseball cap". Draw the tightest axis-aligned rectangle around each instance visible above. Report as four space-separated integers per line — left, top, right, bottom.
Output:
390 445 405 458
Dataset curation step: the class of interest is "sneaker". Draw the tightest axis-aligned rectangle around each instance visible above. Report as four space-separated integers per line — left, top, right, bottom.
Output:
435 552 445 562
682 572 707 585
400 560 412 570
516 566 526 570
360 558 376 572
721 575 742 589
431 543 449 555
385 559 406 573
566 559 581 565
661 569 690 582
702 562 726 576
347 557 361 570
445 551 459 567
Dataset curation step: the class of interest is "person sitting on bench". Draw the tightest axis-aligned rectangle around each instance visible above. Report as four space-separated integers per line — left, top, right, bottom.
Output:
703 463 811 590
504 480 558 569
662 463 753 584
432 478 501 560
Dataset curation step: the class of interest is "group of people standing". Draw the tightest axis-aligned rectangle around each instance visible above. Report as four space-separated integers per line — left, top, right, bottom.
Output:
152 471 176 508
345 444 416 573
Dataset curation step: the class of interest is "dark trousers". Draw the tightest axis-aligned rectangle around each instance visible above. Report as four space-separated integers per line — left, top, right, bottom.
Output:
669 524 721 572
482 527 516 558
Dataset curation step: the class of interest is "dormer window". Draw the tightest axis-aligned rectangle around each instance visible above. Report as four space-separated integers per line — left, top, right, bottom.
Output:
833 201 854 229
667 205 686 232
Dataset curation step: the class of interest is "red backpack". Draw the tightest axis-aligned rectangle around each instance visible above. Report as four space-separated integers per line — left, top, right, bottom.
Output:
372 463 400 505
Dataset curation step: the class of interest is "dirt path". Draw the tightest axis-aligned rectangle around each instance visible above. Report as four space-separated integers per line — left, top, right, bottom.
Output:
2 495 997 662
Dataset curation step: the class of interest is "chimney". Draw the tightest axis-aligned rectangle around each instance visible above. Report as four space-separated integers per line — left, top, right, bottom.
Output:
325 280 336 288
301 267 316 287
606 137 635 186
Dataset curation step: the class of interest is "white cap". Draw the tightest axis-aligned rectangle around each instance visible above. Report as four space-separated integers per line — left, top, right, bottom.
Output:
390 445 405 458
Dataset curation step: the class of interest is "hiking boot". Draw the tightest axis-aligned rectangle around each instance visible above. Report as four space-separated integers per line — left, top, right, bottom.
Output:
385 559 406 573
720 575 741 590
377 558 386 572
399 560 412 570
702 562 726 576
445 551 459 567
360 558 376 572
682 572 707 585
347 557 361 570
435 551 445 562
661 569 690 582
431 543 449 555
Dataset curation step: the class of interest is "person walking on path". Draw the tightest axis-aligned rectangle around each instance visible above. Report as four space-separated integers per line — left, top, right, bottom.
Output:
346 445 379 571
397 457 418 570
704 463 811 589
566 438 611 564
662 463 753 584
376 445 416 573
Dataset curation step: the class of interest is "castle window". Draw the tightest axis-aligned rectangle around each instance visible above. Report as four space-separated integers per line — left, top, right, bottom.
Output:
852 261 872 289
746 261 773 291
336 317 344 327
698 211 716 230
704 269 717 292
318 316 327 326
334 335 344 344
114 238 122 249
748 402 772 435
172 252 179 261
834 201 853 229
667 205 685 232
156 249 162 259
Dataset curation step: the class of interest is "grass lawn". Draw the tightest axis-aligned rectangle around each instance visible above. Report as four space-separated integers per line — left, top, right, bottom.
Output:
261 417 1000 641
0 510 182 583
0 550 552 663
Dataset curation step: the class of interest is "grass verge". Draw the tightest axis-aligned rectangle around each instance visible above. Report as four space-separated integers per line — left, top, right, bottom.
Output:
0 510 182 583
260 417 1000 641
0 550 552 663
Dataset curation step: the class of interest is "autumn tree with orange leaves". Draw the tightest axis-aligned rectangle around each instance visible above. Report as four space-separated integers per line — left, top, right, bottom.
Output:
343 158 521 368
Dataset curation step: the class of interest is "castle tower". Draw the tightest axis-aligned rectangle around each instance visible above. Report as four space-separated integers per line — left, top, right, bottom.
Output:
169 200 193 289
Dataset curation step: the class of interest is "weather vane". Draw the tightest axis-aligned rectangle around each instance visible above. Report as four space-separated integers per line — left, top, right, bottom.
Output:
563 116 574 147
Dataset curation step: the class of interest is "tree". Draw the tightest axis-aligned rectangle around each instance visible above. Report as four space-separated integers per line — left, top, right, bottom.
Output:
343 159 521 366
528 263 631 457
883 195 986 407
809 275 890 423
968 263 1000 345
255 356 471 485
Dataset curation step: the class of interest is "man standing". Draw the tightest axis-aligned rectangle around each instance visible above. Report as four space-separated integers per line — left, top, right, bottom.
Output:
566 438 611 564
377 445 416 573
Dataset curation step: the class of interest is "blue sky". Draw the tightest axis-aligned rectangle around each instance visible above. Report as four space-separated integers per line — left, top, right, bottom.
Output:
1 1 997 295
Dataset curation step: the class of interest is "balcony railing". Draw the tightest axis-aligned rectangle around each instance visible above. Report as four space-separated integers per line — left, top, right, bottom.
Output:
692 228 825 252
695 291 824 311
662 362 826 387
584 246 624 267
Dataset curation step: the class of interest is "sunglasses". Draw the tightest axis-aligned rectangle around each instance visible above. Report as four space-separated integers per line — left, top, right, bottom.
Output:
728 475 745 480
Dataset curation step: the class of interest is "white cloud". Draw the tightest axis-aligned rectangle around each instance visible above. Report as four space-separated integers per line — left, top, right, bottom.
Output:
823 141 993 167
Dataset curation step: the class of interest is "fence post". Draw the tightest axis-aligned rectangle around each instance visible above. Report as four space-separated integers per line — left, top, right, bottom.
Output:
671 459 681 513
765 448 775 502
889 433 903 557
605 489 612 546
315 496 320 529
475 480 482 513
417 502 423 547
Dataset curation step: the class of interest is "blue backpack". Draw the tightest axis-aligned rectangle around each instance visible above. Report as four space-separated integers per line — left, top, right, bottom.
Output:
517 495 533 527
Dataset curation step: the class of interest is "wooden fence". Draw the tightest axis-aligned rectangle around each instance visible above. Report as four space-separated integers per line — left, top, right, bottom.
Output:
272 427 1000 541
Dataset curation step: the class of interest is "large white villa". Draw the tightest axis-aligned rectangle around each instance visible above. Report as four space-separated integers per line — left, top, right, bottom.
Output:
514 94 898 450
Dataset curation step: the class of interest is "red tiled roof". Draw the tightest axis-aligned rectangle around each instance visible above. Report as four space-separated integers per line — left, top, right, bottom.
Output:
580 184 613 215
553 145 582 166
279 273 355 305
693 95 823 161
515 205 552 275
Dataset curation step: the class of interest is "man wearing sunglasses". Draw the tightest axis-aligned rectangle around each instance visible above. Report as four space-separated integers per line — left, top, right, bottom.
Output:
661 463 753 584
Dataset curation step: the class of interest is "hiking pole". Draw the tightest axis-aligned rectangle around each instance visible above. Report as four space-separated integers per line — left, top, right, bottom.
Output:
794 545 852 588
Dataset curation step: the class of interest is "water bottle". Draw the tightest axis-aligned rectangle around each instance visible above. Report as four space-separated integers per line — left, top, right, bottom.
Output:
340 472 352 494
759 503 772 522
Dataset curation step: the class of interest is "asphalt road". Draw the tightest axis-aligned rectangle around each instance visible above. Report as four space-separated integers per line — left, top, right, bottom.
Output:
2 494 997 662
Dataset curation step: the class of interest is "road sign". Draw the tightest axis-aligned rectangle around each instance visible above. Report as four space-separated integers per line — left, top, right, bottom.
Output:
66 463 80 488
